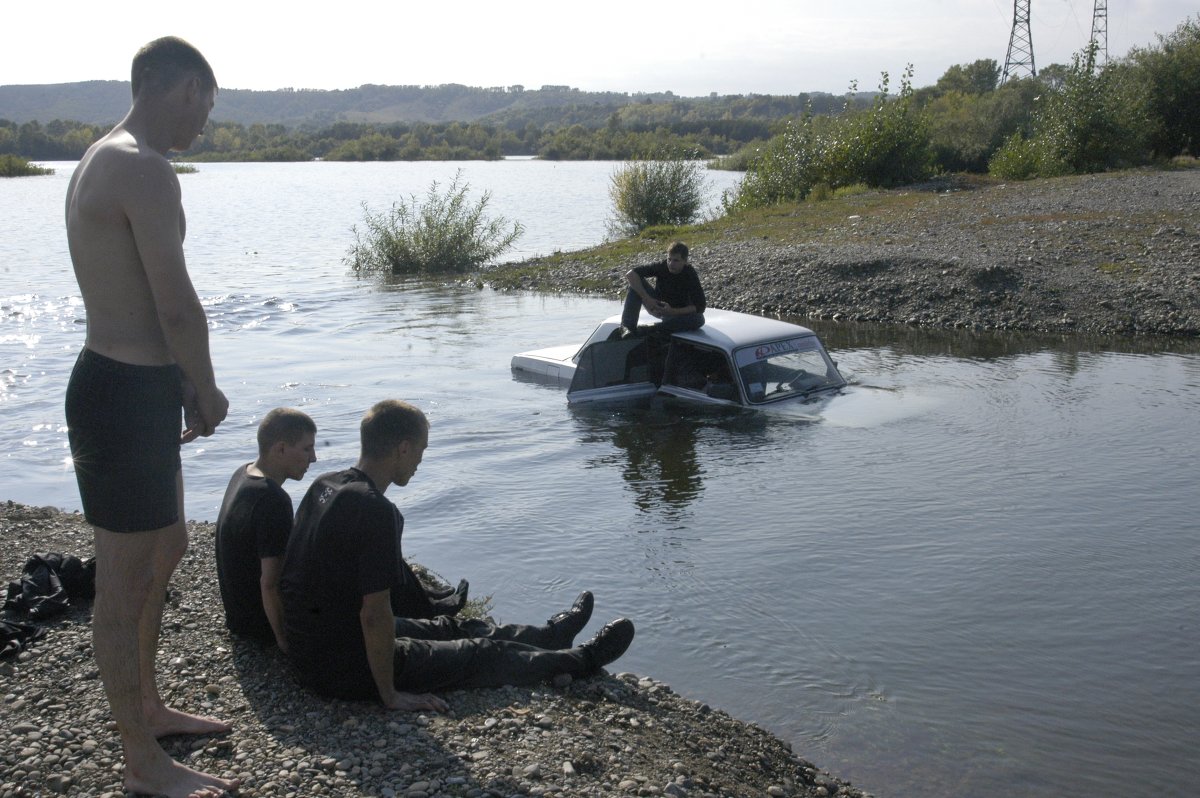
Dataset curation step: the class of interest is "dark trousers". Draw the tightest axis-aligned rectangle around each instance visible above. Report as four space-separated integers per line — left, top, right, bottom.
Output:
621 281 704 333
393 615 560 648
391 616 586 692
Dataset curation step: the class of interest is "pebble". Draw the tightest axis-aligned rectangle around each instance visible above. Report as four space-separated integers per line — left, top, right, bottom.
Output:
1 484 869 798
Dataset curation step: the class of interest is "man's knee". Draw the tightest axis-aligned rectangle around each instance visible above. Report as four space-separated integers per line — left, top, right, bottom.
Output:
94 524 186 595
152 524 188 573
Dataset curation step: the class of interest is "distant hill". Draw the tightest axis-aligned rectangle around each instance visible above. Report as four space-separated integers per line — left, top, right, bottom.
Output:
0 81 844 129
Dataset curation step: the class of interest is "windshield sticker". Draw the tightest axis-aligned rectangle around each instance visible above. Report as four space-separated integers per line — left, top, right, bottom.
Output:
753 340 797 360
735 337 816 368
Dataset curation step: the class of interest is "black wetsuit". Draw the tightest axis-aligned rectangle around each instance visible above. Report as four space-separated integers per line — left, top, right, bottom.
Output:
621 259 707 333
280 468 588 700
215 464 293 643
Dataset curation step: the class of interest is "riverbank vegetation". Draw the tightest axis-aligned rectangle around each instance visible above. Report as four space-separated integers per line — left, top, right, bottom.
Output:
726 15 1198 208
347 170 523 275
608 153 709 234
4 16 1194 220
0 153 52 177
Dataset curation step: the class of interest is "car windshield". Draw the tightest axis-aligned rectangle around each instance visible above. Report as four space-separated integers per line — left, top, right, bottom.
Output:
735 336 842 404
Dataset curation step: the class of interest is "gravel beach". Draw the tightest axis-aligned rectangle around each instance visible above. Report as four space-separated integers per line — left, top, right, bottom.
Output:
1 502 861 798
482 167 1199 339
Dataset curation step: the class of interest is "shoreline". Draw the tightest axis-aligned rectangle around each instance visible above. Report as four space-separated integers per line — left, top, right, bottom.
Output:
480 168 1199 340
1 501 865 798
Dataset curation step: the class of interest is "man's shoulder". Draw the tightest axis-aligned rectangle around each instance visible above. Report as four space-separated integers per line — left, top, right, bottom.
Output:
217 464 291 531
75 133 177 200
304 468 385 507
633 259 668 276
223 464 284 499
89 131 172 173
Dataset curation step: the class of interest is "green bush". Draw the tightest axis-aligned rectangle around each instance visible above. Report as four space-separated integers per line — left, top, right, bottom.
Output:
988 43 1156 180
925 79 1038 172
608 153 708 234
1033 47 1151 175
726 67 932 211
821 68 931 188
1129 15 1200 158
347 170 524 275
987 132 1043 180
0 154 53 177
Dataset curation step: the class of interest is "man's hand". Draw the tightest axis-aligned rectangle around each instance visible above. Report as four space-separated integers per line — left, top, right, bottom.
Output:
645 299 668 318
181 377 228 443
384 691 448 713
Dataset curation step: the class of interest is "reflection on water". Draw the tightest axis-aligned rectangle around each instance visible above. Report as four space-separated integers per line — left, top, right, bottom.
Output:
577 406 705 516
804 315 1200 359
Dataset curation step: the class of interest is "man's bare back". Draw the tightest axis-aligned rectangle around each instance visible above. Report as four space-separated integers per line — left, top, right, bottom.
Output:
66 133 187 366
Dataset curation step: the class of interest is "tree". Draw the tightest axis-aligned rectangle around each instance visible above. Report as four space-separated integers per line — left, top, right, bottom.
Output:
990 44 1152 178
1129 15 1200 157
935 59 1001 96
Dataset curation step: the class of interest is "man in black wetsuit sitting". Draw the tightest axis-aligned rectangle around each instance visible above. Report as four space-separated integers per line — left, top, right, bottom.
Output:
216 407 469 654
214 407 318 652
279 400 635 712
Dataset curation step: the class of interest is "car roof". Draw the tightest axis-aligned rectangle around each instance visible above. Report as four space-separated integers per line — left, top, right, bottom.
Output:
603 308 817 350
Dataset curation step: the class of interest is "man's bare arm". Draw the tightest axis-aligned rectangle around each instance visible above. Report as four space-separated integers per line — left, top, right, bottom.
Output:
360 590 448 712
120 154 227 437
259 556 287 653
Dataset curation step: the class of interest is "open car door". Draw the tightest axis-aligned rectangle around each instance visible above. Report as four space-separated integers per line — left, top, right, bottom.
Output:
566 337 661 404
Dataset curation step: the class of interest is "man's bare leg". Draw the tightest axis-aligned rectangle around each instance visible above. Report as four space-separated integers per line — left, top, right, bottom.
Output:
140 473 232 739
94 522 237 797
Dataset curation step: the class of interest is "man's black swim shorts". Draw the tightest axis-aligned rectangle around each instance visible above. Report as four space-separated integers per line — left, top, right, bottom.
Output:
65 348 183 532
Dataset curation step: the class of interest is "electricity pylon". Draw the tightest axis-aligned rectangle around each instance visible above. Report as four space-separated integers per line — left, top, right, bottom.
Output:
1001 0 1036 84
1089 0 1109 70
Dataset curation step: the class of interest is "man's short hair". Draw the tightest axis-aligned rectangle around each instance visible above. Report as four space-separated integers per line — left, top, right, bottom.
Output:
360 400 428 459
668 241 689 261
257 408 316 456
131 36 217 99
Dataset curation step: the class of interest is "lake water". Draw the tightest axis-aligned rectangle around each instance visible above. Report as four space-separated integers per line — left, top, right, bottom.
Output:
3 160 1198 798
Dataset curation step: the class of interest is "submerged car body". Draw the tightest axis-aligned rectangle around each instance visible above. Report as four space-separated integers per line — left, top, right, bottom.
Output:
511 308 846 406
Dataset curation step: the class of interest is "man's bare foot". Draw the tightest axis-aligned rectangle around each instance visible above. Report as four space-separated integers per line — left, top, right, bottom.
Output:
147 705 232 738
125 753 238 798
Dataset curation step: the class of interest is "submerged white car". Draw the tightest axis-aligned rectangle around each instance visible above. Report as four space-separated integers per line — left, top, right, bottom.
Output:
511 308 846 406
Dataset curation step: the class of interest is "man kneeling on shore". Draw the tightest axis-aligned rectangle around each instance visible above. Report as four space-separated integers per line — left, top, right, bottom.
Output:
280 399 634 711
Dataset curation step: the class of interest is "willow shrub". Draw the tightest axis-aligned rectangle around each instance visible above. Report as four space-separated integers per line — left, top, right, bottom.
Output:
608 154 708 235
348 170 523 275
727 67 931 211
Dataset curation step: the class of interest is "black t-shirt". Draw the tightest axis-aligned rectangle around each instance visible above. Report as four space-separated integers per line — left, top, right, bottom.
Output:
280 467 402 699
631 260 707 312
214 464 293 643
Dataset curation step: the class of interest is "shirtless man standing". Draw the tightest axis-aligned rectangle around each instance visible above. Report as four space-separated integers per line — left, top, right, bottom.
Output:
64 37 234 798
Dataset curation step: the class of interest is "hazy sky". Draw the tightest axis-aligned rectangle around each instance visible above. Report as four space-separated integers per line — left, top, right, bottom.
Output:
3 1 1194 95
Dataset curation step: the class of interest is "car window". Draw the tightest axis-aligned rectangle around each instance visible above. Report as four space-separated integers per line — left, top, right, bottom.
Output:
735 336 842 403
663 342 739 400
